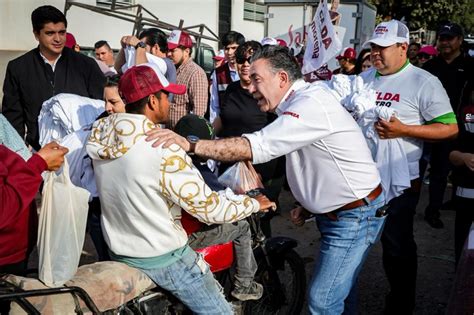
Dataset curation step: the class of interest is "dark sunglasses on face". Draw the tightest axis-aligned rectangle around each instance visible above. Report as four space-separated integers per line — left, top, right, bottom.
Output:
236 56 252 65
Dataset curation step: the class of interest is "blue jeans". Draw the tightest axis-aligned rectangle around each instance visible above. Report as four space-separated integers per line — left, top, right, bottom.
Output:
308 194 386 315
141 248 233 314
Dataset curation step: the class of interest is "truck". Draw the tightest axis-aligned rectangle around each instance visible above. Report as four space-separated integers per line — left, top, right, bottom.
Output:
64 0 218 77
264 0 376 69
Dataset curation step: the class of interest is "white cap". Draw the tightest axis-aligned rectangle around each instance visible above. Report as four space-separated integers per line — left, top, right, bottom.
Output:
260 37 278 46
363 20 410 47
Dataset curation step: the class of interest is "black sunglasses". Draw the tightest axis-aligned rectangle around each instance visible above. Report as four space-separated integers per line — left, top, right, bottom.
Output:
236 56 252 65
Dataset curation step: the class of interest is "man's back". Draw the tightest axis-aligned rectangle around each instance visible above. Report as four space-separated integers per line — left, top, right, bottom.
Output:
87 113 259 258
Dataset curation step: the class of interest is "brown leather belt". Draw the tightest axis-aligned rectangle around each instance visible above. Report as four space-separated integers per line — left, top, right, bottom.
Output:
339 184 383 211
325 184 383 221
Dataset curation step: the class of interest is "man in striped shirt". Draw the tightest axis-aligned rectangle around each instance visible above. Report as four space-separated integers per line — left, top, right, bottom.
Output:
166 30 208 128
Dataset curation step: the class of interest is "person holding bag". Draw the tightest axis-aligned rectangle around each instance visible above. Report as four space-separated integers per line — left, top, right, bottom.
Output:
0 140 67 313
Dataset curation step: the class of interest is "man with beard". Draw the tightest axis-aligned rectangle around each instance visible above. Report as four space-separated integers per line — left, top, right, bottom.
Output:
360 20 458 314
422 22 474 229
166 30 208 128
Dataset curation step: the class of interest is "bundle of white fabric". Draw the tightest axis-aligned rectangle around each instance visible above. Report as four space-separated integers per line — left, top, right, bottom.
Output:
38 93 104 144
358 107 411 202
38 93 104 200
317 74 411 202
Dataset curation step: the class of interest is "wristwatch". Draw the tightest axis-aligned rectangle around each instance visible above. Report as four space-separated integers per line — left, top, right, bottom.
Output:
135 41 146 49
186 135 199 155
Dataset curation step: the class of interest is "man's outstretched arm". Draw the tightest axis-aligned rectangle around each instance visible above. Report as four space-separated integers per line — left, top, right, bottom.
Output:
145 128 252 162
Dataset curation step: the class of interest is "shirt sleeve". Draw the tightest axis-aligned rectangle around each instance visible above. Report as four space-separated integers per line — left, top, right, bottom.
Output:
0 146 47 229
243 94 333 164
209 71 219 123
158 144 259 224
188 68 209 117
419 76 455 123
1 62 25 139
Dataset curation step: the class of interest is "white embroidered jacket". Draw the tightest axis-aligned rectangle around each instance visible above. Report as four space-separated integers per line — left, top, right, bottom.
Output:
86 113 259 258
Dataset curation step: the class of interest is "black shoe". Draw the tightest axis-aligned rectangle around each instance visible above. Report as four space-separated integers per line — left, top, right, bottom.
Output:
424 216 444 229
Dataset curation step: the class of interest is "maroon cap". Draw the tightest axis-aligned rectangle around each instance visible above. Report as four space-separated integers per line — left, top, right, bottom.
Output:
119 63 186 104
336 47 356 60
65 33 77 49
167 30 193 50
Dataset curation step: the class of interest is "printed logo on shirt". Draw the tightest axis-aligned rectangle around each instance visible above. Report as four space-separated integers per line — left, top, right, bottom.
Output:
375 92 400 107
283 111 300 119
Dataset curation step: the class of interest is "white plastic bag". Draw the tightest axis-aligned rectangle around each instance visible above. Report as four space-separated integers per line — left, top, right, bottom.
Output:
218 161 264 194
37 159 90 287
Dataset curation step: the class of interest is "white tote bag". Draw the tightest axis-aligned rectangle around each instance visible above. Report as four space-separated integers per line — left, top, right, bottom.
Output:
37 159 90 287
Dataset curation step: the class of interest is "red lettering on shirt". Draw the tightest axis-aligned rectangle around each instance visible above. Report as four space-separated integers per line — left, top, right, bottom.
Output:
283 111 300 119
376 92 400 102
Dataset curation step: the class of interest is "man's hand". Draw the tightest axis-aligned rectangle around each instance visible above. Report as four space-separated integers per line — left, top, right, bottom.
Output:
290 206 313 226
461 152 474 171
37 142 69 171
120 35 141 48
375 116 407 139
253 194 276 212
145 128 190 150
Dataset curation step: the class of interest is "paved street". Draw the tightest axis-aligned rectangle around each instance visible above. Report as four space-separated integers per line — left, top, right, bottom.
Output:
30 182 456 314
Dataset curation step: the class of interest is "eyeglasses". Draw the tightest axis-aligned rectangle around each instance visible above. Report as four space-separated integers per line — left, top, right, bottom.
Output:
236 56 252 65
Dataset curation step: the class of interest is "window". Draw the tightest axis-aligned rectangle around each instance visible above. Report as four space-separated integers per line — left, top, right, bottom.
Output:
96 0 133 9
243 1 265 23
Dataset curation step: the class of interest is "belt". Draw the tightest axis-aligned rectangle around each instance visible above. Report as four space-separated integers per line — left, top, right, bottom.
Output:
325 184 383 221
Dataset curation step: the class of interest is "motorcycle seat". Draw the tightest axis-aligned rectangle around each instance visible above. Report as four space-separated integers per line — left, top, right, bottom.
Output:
2 261 155 313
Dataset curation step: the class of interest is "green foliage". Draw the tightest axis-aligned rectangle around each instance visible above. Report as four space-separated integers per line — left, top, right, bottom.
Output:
366 0 473 34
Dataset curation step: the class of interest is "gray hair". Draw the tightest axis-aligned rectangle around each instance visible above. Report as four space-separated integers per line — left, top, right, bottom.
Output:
251 45 302 82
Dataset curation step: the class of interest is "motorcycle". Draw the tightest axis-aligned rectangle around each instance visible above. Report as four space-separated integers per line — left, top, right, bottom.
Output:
0 209 306 314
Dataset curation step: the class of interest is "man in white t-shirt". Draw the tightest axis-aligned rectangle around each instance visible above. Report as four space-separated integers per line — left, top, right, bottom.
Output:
359 20 458 314
145 46 386 314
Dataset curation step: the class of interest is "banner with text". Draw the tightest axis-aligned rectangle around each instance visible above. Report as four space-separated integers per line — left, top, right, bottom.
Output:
301 0 342 75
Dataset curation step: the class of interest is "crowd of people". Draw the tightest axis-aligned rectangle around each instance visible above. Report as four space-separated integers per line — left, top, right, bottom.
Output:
1 4 473 315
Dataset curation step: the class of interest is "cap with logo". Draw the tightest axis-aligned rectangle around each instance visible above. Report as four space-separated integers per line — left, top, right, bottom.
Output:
437 22 464 37
363 20 410 47
336 47 357 60
167 30 193 50
119 63 186 104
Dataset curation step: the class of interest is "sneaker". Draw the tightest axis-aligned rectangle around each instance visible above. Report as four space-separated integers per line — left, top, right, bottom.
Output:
424 216 444 229
231 281 264 301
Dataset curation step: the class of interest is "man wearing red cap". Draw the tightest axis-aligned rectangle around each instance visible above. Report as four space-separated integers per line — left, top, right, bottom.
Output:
334 47 357 75
87 63 271 313
166 30 208 128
